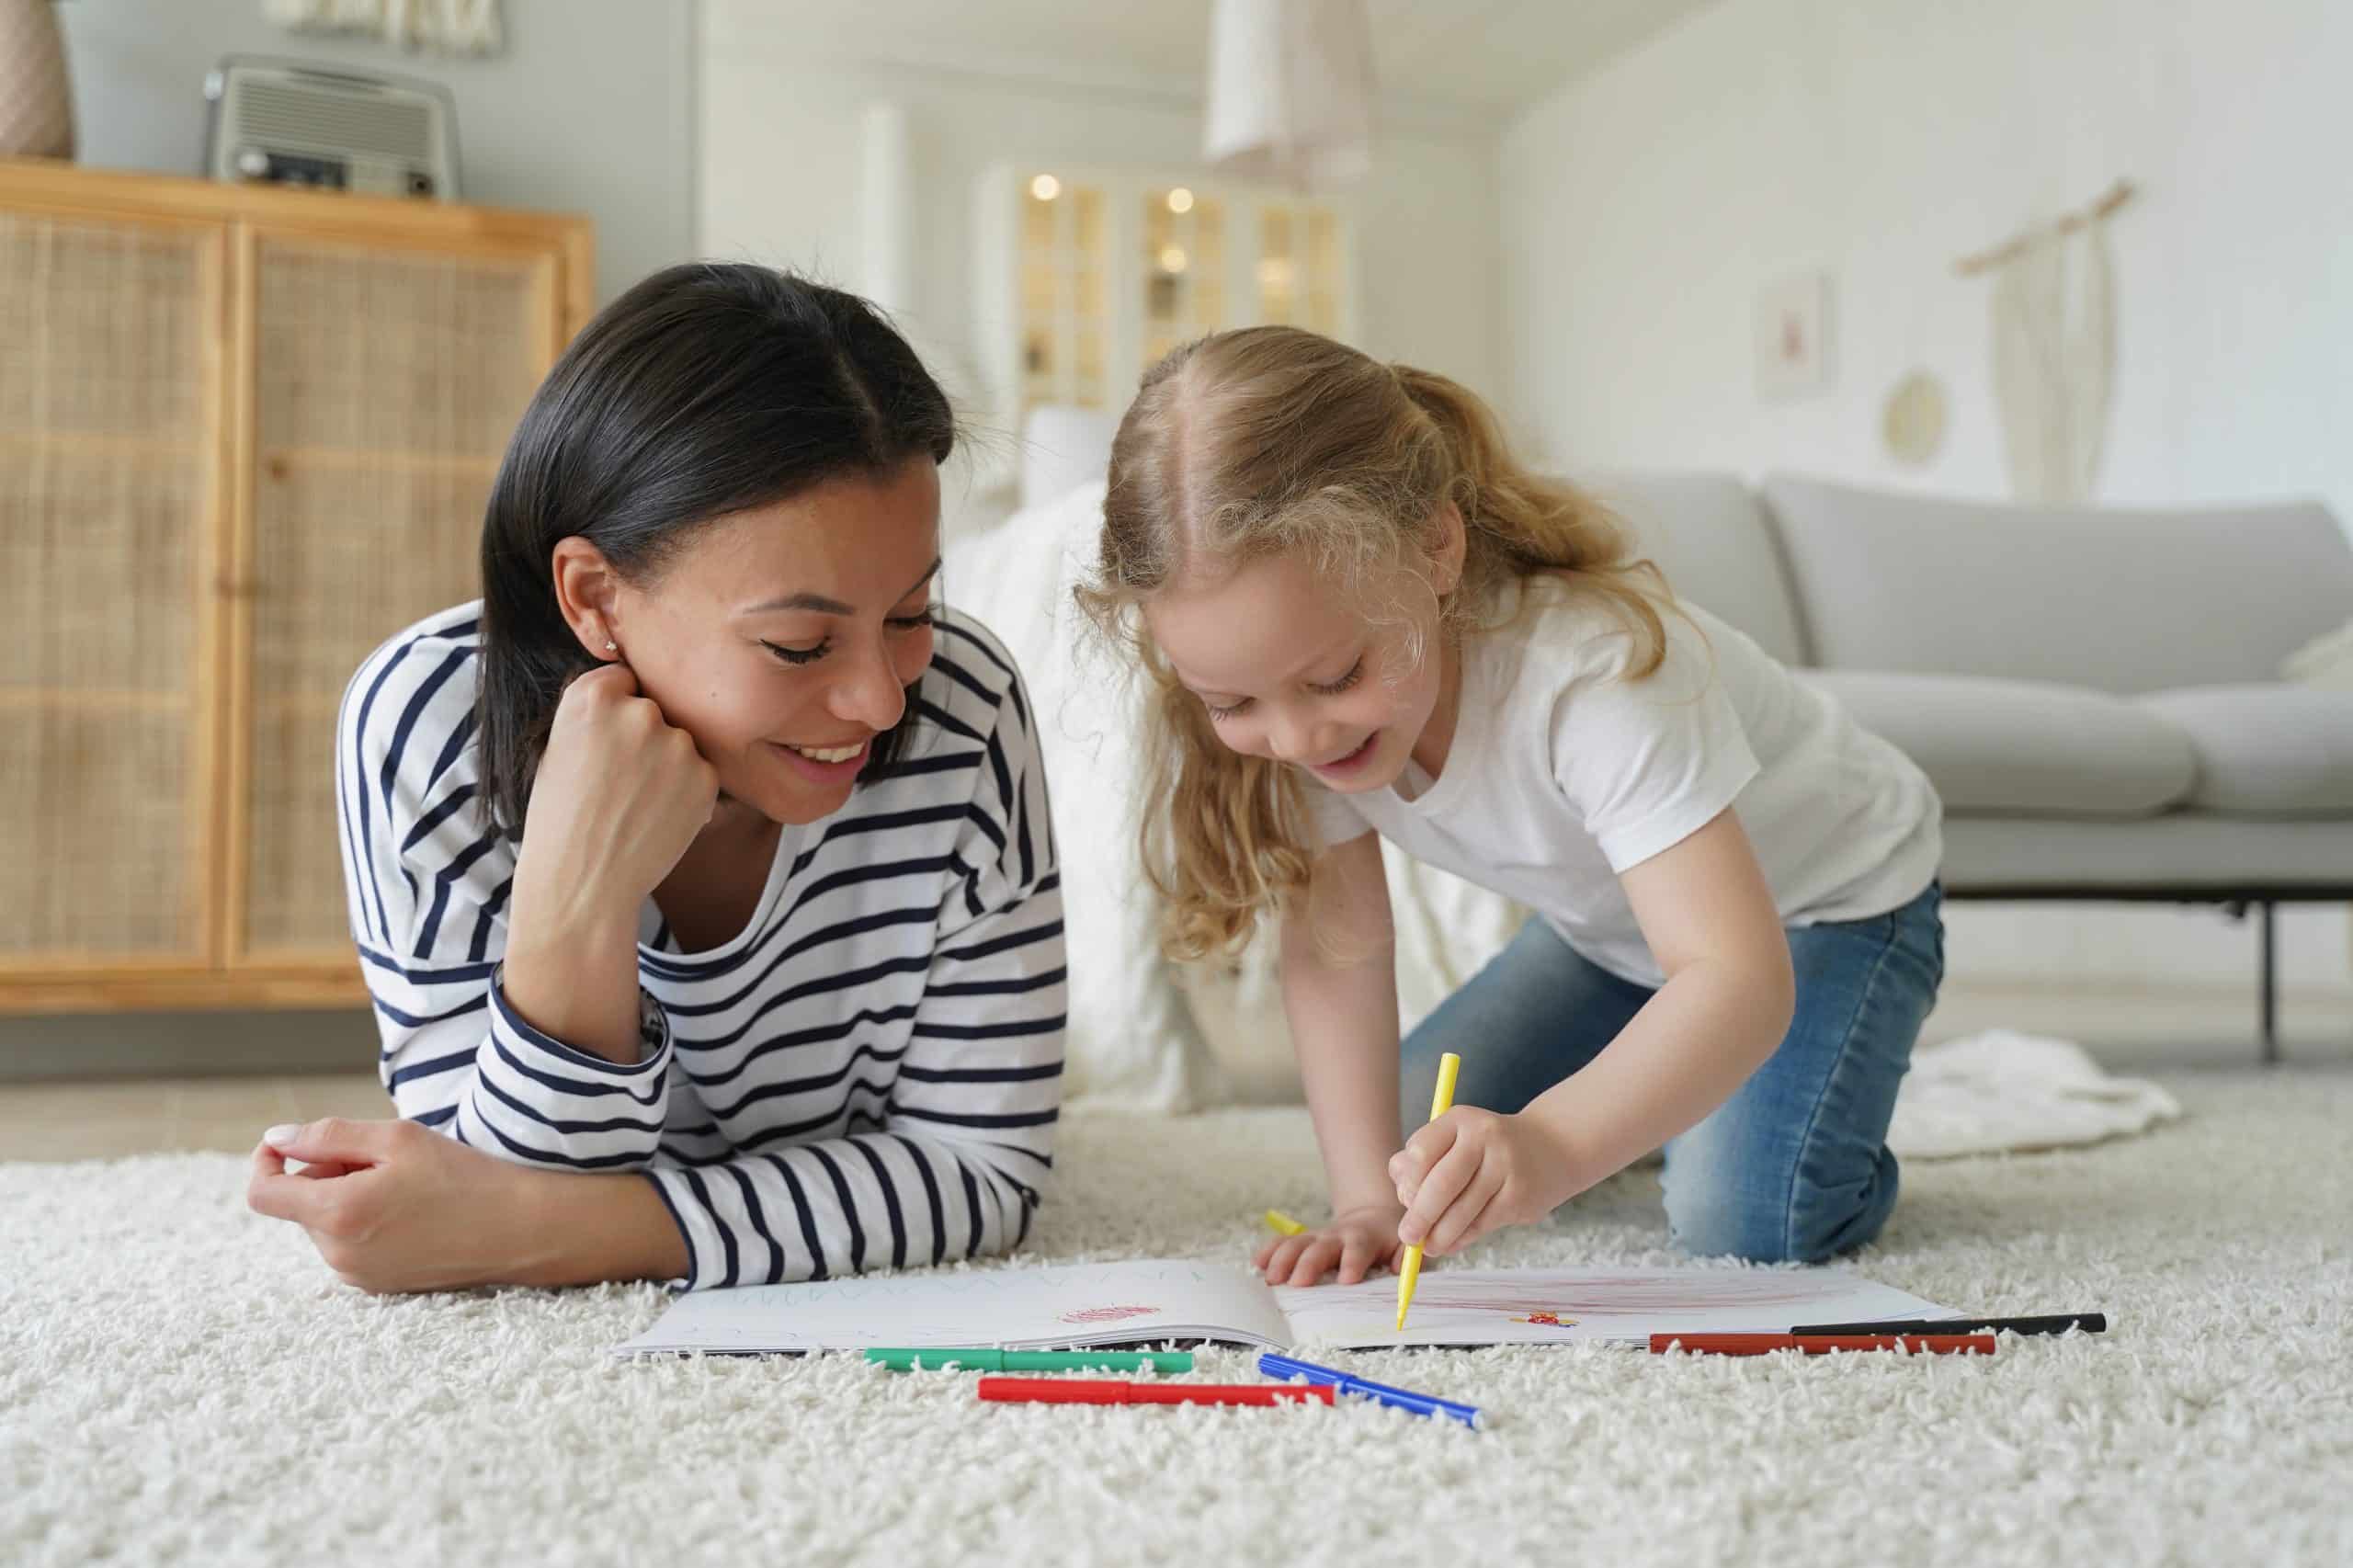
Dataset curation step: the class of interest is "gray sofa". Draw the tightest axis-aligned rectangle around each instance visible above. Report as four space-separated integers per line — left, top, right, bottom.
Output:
1596 472 2353 1060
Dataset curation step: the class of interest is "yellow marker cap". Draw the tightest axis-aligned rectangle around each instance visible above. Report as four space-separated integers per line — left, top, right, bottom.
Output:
1263 1209 1306 1236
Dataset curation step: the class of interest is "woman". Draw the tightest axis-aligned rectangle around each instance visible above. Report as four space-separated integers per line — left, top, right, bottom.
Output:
248 265 1065 1293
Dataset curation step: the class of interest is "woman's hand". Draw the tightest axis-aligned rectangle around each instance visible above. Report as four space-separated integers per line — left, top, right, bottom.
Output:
512 663 719 936
1251 1202 1406 1287
1390 1108 1586 1259
501 665 719 1062
247 1118 689 1292
246 1118 543 1294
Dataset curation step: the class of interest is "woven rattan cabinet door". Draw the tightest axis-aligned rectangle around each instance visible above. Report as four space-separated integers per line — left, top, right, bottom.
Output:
230 233 551 963
0 210 222 967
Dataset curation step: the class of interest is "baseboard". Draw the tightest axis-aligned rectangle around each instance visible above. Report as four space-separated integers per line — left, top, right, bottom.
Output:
1926 978 2353 1066
1943 973 2353 1006
3 978 2345 1086
0 1011 378 1084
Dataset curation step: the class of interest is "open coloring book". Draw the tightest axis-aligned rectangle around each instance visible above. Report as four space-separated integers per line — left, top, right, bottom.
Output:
614 1259 1955 1357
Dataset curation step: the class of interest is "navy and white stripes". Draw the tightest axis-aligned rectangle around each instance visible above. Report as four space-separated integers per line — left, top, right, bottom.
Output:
336 602 1065 1290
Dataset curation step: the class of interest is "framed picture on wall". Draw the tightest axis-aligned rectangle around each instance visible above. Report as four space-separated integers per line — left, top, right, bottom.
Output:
1756 269 1833 400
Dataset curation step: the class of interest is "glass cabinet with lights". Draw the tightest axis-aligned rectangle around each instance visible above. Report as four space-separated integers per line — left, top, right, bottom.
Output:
974 165 1357 437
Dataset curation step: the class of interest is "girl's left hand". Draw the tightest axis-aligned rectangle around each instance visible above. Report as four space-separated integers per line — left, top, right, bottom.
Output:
1389 1107 1584 1257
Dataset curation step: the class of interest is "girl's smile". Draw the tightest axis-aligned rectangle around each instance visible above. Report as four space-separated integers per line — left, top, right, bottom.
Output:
1310 733 1381 779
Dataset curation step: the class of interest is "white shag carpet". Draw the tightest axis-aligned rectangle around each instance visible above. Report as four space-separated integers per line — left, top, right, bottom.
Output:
5 1070 2350 1568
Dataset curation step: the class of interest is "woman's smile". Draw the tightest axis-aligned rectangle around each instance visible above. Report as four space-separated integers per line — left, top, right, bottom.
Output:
772 736 871 783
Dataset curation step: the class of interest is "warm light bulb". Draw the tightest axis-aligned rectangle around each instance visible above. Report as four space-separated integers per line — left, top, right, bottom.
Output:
1029 174 1062 201
1159 245 1189 274
1166 187 1195 214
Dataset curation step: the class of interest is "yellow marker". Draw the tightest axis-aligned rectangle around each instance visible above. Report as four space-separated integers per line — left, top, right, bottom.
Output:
1395 1051 1461 1332
1263 1210 1307 1236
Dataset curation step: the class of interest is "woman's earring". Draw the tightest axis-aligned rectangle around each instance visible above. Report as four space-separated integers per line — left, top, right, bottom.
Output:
604 641 618 652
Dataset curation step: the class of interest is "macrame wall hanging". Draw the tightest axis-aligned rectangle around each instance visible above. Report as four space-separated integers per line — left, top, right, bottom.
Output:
261 0 506 57
1955 179 2135 505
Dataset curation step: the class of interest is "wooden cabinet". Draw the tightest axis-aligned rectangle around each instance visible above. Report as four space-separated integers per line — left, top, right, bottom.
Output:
0 160 591 1012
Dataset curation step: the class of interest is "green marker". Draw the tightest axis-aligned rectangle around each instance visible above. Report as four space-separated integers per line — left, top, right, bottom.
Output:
864 1347 1195 1373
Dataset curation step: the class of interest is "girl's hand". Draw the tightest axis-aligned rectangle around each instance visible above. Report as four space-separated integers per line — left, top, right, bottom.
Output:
246 1118 540 1293
513 663 719 934
1252 1202 1406 1286
1390 1108 1584 1258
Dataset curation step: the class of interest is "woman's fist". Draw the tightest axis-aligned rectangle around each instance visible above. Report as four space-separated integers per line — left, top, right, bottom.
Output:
515 663 720 928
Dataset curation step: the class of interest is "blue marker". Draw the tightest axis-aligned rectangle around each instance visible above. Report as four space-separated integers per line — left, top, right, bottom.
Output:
1256 1351 1482 1430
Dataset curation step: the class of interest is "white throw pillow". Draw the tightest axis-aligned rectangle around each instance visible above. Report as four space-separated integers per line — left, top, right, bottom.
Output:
942 483 1213 1109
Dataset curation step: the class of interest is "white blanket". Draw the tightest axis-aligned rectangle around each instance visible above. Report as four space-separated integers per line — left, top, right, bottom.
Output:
1888 1028 2184 1159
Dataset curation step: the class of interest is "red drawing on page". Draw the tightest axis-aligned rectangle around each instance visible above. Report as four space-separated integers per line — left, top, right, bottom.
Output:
1508 1312 1576 1328
1059 1305 1163 1326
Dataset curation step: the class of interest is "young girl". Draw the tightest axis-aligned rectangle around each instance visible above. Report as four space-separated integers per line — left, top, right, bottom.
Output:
1083 326 1942 1287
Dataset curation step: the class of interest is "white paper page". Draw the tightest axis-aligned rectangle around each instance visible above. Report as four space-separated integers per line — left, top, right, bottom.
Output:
614 1259 1296 1357
1273 1267 1956 1349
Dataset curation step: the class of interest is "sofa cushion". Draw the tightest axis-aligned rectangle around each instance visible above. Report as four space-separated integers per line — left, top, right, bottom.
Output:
1760 474 2353 692
2136 686 2353 814
1801 671 2196 816
1939 813 2353 893
1586 472 1810 668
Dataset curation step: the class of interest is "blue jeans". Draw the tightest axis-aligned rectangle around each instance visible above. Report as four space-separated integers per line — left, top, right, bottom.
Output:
1400 881 1945 1264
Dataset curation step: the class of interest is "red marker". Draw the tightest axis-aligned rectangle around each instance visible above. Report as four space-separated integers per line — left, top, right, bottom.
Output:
1650 1333 1995 1357
977 1376 1337 1408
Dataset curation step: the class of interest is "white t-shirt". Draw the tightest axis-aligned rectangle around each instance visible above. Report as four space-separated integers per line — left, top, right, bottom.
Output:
1305 577 1942 988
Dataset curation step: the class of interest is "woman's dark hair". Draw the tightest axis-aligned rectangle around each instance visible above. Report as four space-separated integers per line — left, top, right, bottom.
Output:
474 264 956 835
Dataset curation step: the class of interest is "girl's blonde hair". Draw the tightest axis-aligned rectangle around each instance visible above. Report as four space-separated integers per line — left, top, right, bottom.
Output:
1077 325 1675 960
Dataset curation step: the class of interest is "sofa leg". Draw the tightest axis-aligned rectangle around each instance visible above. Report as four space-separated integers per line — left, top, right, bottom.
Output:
2257 901 2279 1066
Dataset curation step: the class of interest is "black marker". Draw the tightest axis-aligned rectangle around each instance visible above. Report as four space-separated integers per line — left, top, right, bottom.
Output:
1788 1313 2105 1337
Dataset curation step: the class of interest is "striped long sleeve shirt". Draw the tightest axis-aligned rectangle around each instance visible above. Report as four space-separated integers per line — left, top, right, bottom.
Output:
335 601 1065 1290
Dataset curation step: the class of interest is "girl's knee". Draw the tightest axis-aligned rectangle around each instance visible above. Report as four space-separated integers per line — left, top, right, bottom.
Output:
1662 1147 1901 1264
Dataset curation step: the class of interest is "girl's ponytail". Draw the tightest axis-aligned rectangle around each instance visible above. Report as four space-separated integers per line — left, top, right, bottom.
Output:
1392 363 1671 677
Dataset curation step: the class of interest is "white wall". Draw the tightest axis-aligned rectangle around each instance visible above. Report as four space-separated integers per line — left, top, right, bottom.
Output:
1499 0 2352 525
698 0 1501 532
57 0 697 303
1497 0 2353 1001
